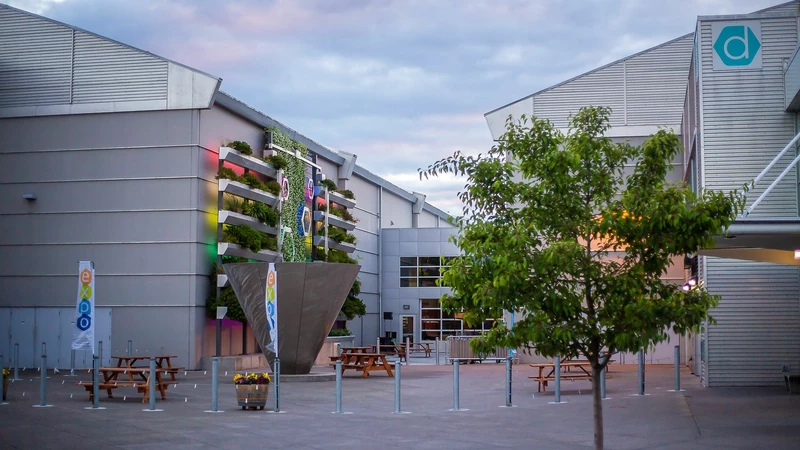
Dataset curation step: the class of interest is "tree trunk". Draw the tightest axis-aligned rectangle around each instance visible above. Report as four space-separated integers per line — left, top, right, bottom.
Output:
592 365 604 450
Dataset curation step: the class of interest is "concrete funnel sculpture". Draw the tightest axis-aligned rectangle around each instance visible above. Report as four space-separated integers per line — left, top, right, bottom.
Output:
223 262 360 374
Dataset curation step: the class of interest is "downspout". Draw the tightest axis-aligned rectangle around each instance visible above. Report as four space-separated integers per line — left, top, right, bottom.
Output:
378 186 383 339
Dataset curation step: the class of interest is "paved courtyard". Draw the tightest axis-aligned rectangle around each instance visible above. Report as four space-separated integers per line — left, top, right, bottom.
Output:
1 360 799 449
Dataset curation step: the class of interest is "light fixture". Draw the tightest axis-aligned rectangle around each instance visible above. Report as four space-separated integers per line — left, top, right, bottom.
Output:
23 193 37 201
795 249 800 260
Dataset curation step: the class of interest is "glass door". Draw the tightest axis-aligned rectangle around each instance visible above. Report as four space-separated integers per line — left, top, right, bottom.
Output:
400 315 415 343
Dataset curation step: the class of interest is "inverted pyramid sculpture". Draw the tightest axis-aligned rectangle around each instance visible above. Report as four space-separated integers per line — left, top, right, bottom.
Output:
223 262 360 374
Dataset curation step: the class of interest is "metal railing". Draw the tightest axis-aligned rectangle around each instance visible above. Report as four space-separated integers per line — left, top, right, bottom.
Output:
446 336 510 362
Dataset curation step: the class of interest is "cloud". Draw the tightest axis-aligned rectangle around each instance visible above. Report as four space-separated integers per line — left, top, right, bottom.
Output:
13 0 784 215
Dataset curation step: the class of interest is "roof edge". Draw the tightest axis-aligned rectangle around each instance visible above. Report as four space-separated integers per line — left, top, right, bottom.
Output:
484 32 694 117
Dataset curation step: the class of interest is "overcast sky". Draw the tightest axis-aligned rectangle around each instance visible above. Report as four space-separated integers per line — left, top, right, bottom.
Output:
9 0 783 214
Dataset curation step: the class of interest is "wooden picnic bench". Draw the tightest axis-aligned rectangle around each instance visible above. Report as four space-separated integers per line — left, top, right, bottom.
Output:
330 353 395 378
111 355 185 381
407 342 432 357
529 362 593 393
77 367 174 403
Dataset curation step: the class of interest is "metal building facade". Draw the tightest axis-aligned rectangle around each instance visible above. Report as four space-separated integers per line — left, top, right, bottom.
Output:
0 4 452 369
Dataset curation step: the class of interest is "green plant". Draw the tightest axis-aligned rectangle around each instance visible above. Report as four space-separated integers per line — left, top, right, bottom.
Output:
240 173 265 191
328 328 353 337
263 180 281 196
339 279 366 320
260 233 277 252
206 285 247 323
217 167 239 181
263 154 288 171
224 225 264 253
266 127 310 262
320 178 338 191
337 189 355 200
224 196 245 214
316 247 358 265
328 206 358 223
325 226 356 245
243 201 279 227
419 106 746 450
226 140 253 156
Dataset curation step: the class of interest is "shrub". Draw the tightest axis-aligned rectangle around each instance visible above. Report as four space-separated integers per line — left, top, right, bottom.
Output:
320 178 338 191
224 225 264 252
328 328 353 337
328 206 358 223
326 226 356 245
263 180 281 196
337 189 355 200
217 167 239 181
243 201 278 227
260 233 277 251
206 285 246 323
263 154 288 171
226 140 253 155
240 173 264 191
224 196 245 214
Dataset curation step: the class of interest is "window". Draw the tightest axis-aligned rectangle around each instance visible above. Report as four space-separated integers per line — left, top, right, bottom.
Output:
419 298 494 341
400 256 453 287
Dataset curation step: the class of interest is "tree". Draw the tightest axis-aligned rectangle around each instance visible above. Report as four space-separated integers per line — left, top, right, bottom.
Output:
420 106 745 450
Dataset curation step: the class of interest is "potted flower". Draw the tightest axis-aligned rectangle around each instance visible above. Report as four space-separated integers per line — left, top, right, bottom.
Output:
233 372 271 410
2 368 9 401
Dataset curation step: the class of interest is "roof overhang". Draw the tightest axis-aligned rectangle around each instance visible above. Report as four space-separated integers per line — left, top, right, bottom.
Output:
700 218 800 265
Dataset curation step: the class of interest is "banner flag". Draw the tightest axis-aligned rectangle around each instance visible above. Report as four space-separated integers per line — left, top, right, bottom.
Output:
72 261 95 353
266 263 279 358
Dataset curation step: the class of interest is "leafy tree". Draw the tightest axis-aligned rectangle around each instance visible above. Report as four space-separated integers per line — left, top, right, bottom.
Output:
420 106 745 450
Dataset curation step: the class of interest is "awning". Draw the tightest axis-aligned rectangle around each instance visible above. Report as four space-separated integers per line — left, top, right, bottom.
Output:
700 218 800 265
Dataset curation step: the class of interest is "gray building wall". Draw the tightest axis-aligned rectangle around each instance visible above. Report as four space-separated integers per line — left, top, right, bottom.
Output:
696 13 800 386
380 228 460 342
0 109 209 369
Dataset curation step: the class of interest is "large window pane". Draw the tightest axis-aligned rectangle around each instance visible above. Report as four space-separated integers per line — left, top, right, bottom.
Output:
400 267 418 277
418 278 439 287
442 320 462 331
400 257 417 267
418 257 440 267
400 278 417 287
419 267 441 277
421 309 439 319
420 299 439 308
421 330 439 340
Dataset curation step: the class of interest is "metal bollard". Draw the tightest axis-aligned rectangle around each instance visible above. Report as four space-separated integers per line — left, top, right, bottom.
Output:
13 343 20 381
205 357 222 413
435 337 440 365
144 357 158 411
376 337 381 355
65 349 77 377
674 345 680 391
393 362 404 414
554 355 562 404
35 342 50 407
638 349 645 395
92 355 100 409
406 337 411 366
274 358 281 413
601 366 607 399
334 360 343 414
505 356 512 407
1 355 7 404
449 359 467 411
127 340 132 357
98 341 103 365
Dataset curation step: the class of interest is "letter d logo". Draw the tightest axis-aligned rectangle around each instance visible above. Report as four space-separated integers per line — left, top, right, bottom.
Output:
713 22 761 69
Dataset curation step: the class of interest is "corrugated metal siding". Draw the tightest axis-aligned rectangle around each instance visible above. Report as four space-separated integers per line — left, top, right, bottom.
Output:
757 2 800 15
705 258 800 386
0 7 72 107
700 17 798 217
626 36 693 126
72 31 167 104
533 63 625 127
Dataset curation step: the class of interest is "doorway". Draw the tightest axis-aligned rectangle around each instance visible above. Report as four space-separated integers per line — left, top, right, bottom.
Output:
400 315 415 343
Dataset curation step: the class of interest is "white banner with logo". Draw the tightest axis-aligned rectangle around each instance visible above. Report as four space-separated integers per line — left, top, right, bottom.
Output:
265 263 279 357
72 261 96 353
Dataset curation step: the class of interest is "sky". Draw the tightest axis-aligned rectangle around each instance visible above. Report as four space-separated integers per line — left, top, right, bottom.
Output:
8 0 784 215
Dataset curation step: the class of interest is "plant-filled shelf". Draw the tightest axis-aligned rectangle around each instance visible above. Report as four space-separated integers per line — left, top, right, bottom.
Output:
218 210 278 236
313 210 356 231
219 147 278 179
313 235 356 253
219 179 278 206
318 187 357 209
218 242 280 263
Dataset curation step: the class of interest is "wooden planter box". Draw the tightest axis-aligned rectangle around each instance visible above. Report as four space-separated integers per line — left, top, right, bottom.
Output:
234 384 269 410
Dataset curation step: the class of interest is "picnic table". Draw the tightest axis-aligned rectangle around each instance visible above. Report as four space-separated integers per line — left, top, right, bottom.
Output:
111 355 185 381
529 362 593 393
331 353 395 378
77 366 174 403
